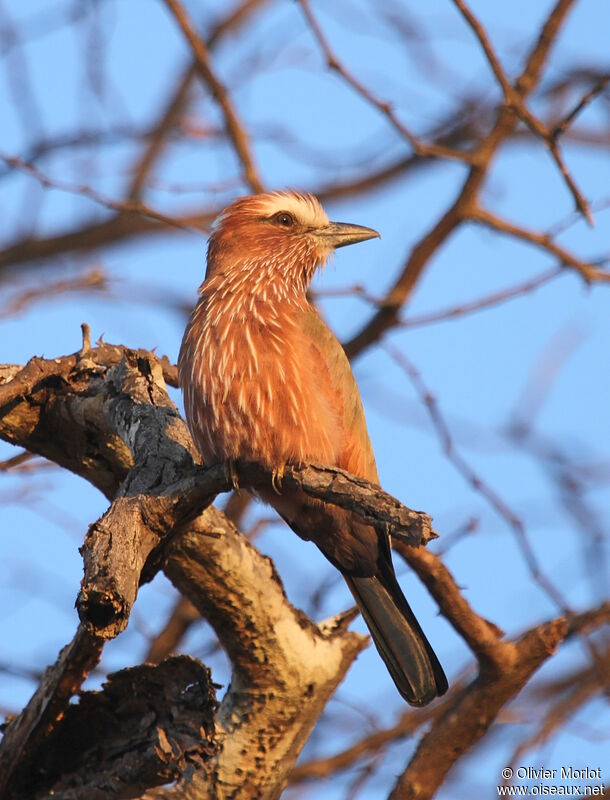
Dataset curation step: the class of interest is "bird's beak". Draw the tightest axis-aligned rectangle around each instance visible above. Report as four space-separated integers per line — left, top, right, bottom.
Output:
316 221 380 249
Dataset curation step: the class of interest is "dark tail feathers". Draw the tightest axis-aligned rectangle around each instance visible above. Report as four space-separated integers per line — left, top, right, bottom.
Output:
344 572 448 706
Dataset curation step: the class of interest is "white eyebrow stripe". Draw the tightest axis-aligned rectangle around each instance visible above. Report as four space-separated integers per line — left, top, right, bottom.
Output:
256 192 329 228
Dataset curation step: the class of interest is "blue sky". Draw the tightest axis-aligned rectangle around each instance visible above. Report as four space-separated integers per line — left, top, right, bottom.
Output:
1 1 609 797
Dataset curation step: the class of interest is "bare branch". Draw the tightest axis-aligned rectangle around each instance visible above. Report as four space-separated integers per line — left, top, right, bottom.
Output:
162 0 264 193
470 207 610 283
344 0 583 359
388 618 568 800
0 152 198 231
297 0 472 164
288 699 444 786
161 507 367 799
0 268 107 320
128 0 270 199
454 0 594 223
507 653 608 772
401 268 562 328
397 544 503 665
551 75 610 139
385 345 570 612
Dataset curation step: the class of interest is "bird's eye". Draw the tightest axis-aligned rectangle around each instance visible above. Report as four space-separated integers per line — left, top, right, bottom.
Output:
273 212 295 228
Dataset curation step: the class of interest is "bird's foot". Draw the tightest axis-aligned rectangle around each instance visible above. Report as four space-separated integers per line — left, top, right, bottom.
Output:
271 463 285 495
224 459 240 490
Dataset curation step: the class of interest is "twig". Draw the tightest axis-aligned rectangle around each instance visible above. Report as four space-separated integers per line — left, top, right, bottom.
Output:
0 152 196 231
547 195 610 237
0 125 149 181
288 699 443 785
344 1 576 359
471 206 610 283
128 0 269 199
506 657 606 774
401 268 562 327
0 205 217 274
453 0 594 225
297 0 473 164
516 0 575 97
551 75 610 140
384 345 570 613
162 0 264 193
396 544 504 665
0 451 34 472
0 268 107 320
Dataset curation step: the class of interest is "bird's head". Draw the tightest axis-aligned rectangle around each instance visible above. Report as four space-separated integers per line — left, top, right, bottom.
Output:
205 191 379 290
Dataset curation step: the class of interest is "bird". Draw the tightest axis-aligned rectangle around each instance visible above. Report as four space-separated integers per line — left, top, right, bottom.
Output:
178 190 448 705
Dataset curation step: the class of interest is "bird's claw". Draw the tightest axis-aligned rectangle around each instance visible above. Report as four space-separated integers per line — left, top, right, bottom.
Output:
271 464 285 495
224 459 240 490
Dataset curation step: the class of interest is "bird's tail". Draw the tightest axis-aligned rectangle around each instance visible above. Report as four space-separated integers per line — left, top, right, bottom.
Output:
344 570 448 706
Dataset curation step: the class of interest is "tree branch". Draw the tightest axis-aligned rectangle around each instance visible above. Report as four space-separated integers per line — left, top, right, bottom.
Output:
127 0 270 200
0 343 435 639
162 0 264 194
344 0 580 359
471 207 610 283
388 618 568 800
0 341 437 798
0 626 104 799
5 657 218 800
159 507 366 799
453 0 594 225
297 0 473 164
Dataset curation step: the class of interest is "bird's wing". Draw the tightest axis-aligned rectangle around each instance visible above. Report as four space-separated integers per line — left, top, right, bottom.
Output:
296 306 378 482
